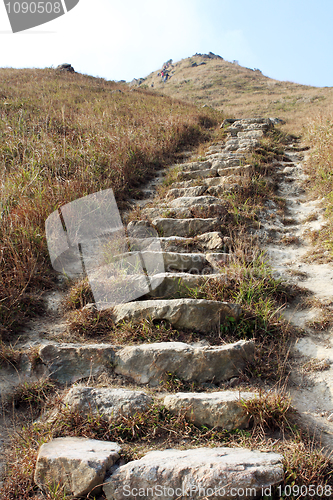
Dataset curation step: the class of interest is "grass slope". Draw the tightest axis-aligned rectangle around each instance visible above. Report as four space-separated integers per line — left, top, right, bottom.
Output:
0 68 223 334
139 53 333 130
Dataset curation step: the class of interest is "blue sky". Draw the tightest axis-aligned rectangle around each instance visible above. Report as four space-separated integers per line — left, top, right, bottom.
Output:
1 0 332 87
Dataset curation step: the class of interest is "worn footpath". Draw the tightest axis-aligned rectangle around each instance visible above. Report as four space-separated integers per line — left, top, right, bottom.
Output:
1 117 332 498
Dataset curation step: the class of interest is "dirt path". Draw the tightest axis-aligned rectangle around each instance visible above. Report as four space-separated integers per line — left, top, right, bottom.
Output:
258 147 333 451
2 119 333 490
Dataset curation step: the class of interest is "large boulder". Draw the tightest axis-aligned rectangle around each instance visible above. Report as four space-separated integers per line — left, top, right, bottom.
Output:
111 298 241 333
103 447 283 500
35 437 120 498
163 391 256 430
63 386 153 420
114 340 254 386
56 63 75 73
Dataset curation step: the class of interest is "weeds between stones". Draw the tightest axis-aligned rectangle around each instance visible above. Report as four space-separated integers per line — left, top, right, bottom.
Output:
2 391 332 500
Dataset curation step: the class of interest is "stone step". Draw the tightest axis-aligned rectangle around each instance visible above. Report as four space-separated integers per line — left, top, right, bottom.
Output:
196 231 230 250
145 272 225 299
206 152 246 160
206 146 224 155
35 437 121 498
218 164 252 177
141 206 192 218
142 201 227 220
228 122 272 136
177 160 213 172
111 298 242 334
168 195 224 208
204 175 241 187
238 130 264 139
238 138 261 149
206 183 235 197
170 175 231 189
60 386 257 431
39 343 116 384
114 339 252 386
39 337 252 386
212 157 245 168
146 250 212 272
103 447 283 500
128 232 230 253
166 185 207 199
152 217 221 237
62 386 153 420
163 391 256 430
177 167 218 181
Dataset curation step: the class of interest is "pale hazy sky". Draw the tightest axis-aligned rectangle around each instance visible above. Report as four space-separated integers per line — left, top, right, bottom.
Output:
1 0 332 87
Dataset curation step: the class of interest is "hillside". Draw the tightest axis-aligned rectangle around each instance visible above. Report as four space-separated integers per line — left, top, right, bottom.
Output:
0 68 222 334
1 63 333 499
136 52 333 130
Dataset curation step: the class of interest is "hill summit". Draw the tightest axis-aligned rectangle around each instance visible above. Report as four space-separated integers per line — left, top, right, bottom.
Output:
133 52 332 126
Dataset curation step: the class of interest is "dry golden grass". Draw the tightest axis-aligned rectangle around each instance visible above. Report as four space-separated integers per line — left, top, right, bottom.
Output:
0 68 223 333
303 111 333 260
142 54 333 133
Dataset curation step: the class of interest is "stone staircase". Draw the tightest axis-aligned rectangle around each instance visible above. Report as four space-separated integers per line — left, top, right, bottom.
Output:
1 118 292 498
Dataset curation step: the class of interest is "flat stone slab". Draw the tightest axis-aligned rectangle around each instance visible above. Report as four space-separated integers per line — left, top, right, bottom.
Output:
177 160 213 172
238 130 264 139
39 343 116 383
203 176 231 187
169 195 223 208
166 186 207 199
35 437 120 498
146 273 226 299
103 447 283 500
63 386 153 420
111 298 241 333
212 158 243 168
152 217 221 237
177 168 217 181
164 391 256 430
218 165 251 177
114 340 253 386
141 206 192 218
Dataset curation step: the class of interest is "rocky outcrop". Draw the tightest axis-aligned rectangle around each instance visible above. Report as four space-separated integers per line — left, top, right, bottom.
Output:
56 63 75 73
103 447 283 500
